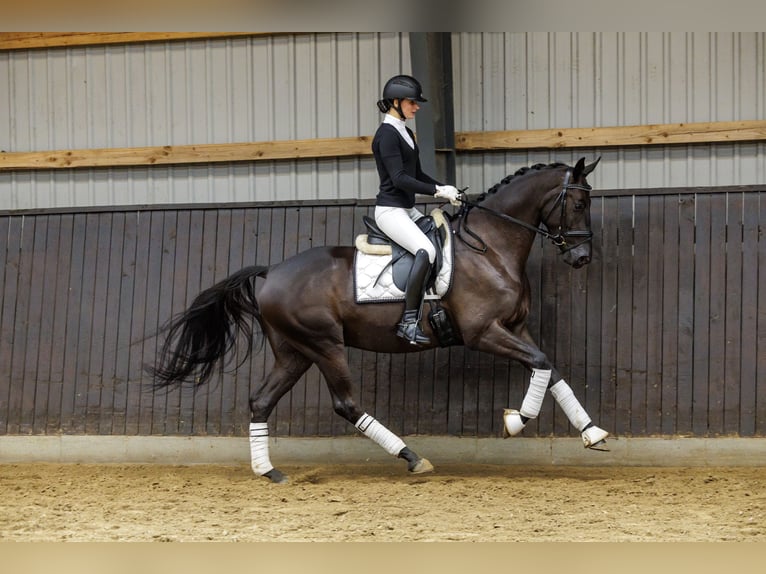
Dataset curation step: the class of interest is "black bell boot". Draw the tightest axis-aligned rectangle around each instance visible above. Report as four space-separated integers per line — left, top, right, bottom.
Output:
396 249 431 346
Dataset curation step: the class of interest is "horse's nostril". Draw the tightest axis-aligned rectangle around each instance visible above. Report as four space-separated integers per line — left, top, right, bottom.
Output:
574 256 591 268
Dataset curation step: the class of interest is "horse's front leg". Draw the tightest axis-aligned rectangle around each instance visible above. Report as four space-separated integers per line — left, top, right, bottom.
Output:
469 321 608 450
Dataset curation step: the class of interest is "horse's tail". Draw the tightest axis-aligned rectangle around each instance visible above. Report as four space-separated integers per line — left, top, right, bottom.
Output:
147 264 269 391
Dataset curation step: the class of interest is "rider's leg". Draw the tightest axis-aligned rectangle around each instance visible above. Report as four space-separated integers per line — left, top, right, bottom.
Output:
374 206 436 345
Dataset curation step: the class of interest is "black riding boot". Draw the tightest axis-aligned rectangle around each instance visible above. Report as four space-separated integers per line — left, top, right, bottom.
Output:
396 249 431 346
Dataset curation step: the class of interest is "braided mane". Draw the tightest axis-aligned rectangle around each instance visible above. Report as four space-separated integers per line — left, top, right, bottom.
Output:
474 162 568 202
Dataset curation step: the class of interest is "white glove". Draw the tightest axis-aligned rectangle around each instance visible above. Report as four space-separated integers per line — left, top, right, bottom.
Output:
434 184 462 206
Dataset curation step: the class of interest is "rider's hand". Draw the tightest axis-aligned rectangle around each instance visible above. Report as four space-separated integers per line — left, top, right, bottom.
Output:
434 184 462 206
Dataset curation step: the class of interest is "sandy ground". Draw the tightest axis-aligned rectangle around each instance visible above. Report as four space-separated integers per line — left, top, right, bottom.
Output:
1 462 764 542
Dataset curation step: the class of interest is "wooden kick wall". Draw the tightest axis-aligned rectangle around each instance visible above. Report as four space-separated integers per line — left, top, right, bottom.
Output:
1 186 764 439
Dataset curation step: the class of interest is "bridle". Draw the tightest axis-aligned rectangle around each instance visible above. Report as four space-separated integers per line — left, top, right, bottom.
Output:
454 169 594 254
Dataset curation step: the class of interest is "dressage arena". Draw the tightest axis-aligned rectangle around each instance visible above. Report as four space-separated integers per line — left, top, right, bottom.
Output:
1 459 764 542
2 33 765 550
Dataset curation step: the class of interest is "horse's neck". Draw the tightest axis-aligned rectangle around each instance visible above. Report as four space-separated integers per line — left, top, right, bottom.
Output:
473 181 549 266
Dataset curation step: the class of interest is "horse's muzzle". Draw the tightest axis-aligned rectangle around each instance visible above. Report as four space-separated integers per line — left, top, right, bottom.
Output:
571 254 591 269
562 243 592 268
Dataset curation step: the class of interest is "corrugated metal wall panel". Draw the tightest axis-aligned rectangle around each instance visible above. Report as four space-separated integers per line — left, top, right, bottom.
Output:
2 33 764 210
452 32 766 195
0 33 411 209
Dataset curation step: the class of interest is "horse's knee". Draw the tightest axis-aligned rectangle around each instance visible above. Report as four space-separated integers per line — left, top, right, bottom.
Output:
528 350 551 372
332 398 361 424
249 397 272 421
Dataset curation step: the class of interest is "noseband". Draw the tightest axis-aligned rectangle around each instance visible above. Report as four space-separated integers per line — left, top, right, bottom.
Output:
455 169 593 254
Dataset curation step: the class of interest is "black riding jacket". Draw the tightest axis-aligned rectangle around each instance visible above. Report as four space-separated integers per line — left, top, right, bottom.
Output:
372 123 442 208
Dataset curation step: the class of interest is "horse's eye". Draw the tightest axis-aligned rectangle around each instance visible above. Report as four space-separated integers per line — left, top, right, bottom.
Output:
573 201 586 212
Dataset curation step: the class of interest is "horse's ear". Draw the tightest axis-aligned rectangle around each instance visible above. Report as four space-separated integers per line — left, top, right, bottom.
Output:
581 156 601 178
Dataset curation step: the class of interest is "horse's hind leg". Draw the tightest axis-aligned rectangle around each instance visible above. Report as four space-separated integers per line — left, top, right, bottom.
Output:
313 345 434 474
248 343 312 484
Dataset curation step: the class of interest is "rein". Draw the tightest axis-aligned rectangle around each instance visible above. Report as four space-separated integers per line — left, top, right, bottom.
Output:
455 170 593 254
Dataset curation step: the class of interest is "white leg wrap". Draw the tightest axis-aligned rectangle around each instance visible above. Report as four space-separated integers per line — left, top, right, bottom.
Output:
355 413 406 456
519 368 551 419
550 380 592 431
249 422 275 475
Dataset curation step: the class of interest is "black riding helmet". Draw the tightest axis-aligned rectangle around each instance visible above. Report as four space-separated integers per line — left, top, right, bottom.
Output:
377 74 427 119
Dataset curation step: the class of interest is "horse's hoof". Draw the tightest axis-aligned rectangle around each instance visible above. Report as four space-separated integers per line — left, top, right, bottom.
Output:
503 409 526 437
409 458 434 474
582 426 609 450
263 468 289 484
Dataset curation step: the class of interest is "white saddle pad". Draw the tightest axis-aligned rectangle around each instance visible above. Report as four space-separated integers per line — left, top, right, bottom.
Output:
353 209 454 304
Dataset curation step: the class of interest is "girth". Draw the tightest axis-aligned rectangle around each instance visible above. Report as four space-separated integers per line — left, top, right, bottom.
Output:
362 215 446 292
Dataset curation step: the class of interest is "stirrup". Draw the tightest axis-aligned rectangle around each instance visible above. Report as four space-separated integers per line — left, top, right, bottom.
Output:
397 318 430 345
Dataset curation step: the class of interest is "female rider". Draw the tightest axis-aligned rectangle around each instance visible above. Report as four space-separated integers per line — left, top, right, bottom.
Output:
372 74 461 345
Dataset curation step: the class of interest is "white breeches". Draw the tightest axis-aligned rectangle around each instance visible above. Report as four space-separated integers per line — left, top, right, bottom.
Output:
374 205 436 264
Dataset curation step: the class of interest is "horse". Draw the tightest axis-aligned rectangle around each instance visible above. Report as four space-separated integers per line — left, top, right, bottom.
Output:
149 157 608 483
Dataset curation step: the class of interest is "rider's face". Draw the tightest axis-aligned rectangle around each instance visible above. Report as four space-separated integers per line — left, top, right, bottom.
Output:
398 98 420 120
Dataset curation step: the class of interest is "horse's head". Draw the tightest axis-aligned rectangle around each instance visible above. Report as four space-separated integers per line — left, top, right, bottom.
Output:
539 157 600 269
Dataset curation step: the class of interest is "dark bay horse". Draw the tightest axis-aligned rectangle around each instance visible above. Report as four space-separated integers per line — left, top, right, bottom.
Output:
150 157 607 483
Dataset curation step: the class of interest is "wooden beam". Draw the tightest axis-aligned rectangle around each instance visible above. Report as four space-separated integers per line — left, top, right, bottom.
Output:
456 120 766 150
0 137 374 171
0 32 269 51
2 120 765 171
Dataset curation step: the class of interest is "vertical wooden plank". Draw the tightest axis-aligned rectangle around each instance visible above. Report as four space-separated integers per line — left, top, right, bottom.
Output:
403 350 422 436
13 215 36 433
102 213 127 435
178 209 205 436
431 346 451 434
97 213 124 435
676 194 696 434
0 215 11 434
71 213 100 433
157 210 187 436
216 208 238 436
755 191 766 435
138 211 166 435
707 194 727 435
614 195 634 436
723 192 744 435
692 194 712 435
660 195 680 436
85 213 113 434
584 196 604 433
23 215 47 434
598 195 619 434
1 217 24 433
227 207 249 436
739 192 759 435
630 196 649 435
125 210 151 436
111 211 137 436
47 215 74 434
204 208 231 436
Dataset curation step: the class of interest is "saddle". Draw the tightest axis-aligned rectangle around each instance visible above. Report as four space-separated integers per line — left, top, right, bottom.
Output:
359 214 446 292
353 209 460 347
